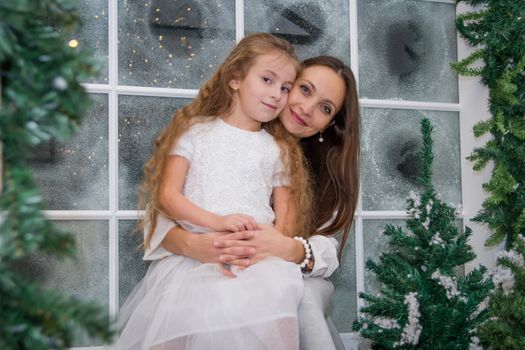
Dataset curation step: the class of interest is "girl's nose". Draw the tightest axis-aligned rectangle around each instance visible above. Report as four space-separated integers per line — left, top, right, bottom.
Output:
271 86 282 101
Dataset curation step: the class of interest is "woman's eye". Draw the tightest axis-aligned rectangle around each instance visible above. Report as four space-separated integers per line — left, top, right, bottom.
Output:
300 84 310 95
321 105 332 115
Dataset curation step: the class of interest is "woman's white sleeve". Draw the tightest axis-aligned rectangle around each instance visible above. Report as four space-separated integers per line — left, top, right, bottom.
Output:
304 235 339 278
143 213 177 261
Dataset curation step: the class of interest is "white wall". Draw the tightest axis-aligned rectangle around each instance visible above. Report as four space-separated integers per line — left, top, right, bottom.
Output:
456 2 498 272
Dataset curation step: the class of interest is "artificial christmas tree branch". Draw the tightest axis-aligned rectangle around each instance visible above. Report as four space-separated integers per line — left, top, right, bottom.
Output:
453 2 525 347
0 0 112 348
452 0 525 249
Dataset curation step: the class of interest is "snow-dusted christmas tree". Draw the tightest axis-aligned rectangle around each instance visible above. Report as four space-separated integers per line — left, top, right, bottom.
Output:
353 118 493 349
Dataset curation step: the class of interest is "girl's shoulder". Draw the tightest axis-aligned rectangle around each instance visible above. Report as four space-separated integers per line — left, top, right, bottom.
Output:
185 117 220 134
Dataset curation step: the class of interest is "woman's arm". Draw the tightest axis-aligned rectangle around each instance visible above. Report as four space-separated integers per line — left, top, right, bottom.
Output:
151 218 340 278
216 225 340 278
160 225 255 265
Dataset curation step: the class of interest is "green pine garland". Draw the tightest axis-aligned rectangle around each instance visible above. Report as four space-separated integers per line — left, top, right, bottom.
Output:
0 0 112 348
453 2 525 348
452 0 525 249
477 236 525 349
353 119 493 349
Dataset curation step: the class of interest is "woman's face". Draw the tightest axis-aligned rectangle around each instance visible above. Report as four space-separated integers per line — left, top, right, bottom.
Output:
279 65 346 139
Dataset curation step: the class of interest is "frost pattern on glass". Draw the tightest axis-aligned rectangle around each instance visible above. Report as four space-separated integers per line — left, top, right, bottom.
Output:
119 220 150 307
361 108 461 211
358 0 458 102
118 96 191 209
118 0 235 88
245 0 350 64
15 221 109 347
30 94 109 210
363 219 405 295
74 0 108 83
329 225 357 333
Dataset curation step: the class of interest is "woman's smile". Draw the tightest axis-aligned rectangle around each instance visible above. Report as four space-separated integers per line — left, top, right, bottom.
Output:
290 109 307 126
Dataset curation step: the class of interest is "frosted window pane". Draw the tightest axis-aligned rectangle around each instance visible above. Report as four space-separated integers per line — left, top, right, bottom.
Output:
363 219 405 295
118 96 191 209
245 0 350 63
73 0 108 83
30 94 109 210
118 0 235 88
15 221 109 347
358 0 458 102
361 108 461 211
329 225 357 333
119 220 150 307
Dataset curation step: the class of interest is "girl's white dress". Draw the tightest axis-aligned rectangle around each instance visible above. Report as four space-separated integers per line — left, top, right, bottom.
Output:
111 119 303 350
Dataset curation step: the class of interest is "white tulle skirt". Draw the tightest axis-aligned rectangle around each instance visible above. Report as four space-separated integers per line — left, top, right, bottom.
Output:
108 254 304 350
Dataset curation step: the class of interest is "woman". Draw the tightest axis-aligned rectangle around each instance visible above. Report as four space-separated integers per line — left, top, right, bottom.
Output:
145 56 360 349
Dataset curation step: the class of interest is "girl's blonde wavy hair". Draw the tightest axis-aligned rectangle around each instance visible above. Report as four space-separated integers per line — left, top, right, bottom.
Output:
140 33 312 248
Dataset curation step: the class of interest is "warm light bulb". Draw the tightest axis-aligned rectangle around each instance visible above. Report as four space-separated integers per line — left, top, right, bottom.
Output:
68 39 79 48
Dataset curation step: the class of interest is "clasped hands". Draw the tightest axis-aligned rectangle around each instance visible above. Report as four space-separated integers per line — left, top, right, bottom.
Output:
203 216 290 277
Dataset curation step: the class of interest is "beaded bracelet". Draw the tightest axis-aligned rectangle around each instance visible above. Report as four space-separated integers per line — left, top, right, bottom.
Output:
294 236 314 272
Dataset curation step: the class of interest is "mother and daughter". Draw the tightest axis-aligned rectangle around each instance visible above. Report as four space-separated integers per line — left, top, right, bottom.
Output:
111 33 360 349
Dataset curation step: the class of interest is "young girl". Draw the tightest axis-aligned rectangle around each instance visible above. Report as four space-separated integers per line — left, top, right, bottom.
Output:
111 33 313 350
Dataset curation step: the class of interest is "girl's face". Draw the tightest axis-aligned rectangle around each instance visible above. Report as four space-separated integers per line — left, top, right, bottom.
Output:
228 52 297 130
279 65 346 138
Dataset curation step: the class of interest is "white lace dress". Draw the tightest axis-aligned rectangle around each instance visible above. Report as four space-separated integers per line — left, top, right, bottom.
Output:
111 119 303 350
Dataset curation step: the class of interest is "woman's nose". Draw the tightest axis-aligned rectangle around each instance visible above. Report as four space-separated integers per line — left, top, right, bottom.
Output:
301 101 315 117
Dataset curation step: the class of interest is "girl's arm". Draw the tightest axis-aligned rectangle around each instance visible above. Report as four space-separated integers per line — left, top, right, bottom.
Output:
272 186 296 237
159 156 257 232
159 156 217 229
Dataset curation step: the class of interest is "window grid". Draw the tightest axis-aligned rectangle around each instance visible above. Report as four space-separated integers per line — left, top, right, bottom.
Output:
48 0 467 343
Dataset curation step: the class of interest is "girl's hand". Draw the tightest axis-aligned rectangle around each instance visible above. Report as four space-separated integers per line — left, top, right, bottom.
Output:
213 214 259 232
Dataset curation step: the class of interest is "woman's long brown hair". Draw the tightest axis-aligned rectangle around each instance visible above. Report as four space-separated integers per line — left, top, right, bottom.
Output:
299 56 360 260
140 33 313 248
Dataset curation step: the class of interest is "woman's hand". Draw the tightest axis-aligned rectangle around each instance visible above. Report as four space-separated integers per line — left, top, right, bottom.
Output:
162 226 255 262
215 224 305 267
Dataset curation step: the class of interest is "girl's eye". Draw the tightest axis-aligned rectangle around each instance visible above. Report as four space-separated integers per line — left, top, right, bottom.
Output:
281 86 291 93
263 77 272 84
321 105 332 115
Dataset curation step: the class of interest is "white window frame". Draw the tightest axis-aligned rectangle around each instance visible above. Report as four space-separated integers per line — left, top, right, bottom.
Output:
41 1 494 348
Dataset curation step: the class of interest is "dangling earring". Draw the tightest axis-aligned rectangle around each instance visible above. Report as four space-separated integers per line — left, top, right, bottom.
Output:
318 132 324 143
